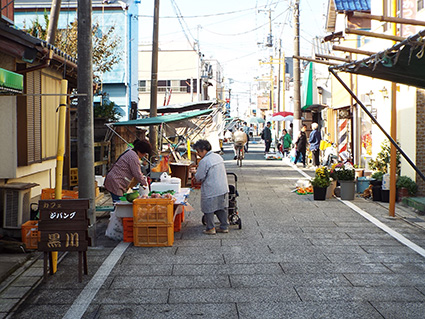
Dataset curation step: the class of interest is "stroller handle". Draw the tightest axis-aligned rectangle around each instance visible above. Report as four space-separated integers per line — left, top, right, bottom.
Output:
227 172 237 183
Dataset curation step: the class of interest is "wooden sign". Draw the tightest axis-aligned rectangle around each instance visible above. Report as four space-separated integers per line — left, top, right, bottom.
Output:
38 199 91 282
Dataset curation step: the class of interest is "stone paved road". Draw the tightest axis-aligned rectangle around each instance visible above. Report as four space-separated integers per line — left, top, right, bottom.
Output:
7 142 425 319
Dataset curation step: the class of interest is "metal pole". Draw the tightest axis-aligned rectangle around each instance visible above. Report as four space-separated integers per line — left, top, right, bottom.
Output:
149 0 160 154
46 0 62 45
293 0 301 135
329 68 425 182
77 0 96 232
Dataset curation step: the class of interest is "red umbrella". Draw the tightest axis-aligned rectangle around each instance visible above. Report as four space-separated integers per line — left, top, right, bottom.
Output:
272 111 293 117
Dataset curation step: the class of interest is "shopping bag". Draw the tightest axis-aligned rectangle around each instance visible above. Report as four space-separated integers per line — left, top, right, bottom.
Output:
105 210 123 241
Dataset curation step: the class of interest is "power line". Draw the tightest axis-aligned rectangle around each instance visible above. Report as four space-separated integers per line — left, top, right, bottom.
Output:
137 2 283 19
202 9 288 37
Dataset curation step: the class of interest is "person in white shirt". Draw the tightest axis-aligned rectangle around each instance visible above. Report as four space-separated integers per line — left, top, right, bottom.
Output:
232 128 248 160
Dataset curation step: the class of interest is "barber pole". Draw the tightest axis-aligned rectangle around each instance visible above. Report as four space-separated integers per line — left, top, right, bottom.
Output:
338 119 348 155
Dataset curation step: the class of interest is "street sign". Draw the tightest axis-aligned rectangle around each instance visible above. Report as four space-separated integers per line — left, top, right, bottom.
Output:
38 199 91 282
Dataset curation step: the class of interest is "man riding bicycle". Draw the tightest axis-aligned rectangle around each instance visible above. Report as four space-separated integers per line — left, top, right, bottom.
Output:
232 128 248 160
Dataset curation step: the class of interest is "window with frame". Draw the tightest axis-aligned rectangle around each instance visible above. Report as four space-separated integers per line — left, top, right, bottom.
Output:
419 0 424 11
17 66 42 166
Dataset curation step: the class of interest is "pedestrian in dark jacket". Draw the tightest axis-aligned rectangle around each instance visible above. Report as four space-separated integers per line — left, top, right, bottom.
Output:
309 122 321 168
293 124 307 167
261 122 272 153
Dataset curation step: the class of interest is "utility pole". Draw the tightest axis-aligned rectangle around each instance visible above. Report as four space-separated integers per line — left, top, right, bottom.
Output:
149 0 160 154
77 0 96 235
46 0 62 45
293 0 301 136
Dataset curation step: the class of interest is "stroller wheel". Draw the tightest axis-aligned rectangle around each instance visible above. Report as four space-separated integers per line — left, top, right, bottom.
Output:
201 215 206 225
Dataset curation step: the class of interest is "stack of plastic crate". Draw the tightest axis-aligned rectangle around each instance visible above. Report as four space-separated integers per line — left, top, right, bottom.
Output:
132 198 174 247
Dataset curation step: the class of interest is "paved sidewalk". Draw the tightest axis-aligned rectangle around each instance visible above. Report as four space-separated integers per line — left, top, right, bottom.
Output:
2 142 425 318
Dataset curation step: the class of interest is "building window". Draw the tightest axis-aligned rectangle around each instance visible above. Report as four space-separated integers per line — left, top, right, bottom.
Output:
17 67 42 166
138 80 147 92
419 0 424 11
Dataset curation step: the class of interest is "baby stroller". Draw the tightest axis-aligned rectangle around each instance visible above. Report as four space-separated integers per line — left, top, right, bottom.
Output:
202 172 242 229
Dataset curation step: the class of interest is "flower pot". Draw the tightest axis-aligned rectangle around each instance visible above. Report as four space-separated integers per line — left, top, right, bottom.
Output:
313 186 327 200
326 180 337 199
339 180 355 200
372 185 382 201
370 180 382 187
381 189 390 203
397 187 410 203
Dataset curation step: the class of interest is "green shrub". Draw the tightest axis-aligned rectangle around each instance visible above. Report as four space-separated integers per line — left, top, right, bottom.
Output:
396 176 418 195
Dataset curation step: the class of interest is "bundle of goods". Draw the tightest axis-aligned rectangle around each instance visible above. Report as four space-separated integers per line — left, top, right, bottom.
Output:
295 186 313 195
265 152 283 160
120 190 176 202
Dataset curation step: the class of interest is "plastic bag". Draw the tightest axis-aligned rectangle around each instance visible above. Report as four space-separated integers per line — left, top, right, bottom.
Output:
105 211 123 241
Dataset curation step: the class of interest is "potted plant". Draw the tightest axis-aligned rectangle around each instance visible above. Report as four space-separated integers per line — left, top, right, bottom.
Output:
396 176 417 202
311 167 331 200
370 171 383 201
335 163 355 200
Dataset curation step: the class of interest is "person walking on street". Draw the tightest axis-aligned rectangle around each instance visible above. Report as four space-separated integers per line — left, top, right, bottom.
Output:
242 122 250 153
261 121 272 154
293 124 307 168
279 129 292 157
193 140 229 235
309 122 321 168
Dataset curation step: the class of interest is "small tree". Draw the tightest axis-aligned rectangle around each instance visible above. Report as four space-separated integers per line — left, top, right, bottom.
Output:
23 14 122 87
368 140 401 175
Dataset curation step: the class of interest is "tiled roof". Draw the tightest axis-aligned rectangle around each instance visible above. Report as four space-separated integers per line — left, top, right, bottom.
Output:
334 0 371 12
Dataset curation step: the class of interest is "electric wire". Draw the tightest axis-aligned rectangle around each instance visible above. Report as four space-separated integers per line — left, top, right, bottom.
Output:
202 9 288 37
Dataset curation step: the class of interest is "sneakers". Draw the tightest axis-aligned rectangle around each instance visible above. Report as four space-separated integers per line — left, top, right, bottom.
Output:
203 228 216 235
216 228 229 233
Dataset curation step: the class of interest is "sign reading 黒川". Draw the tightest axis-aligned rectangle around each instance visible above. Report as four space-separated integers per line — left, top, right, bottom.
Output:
38 199 91 282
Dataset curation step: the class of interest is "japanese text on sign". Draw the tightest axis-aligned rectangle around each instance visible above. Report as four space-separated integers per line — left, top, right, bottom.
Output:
47 232 80 248
49 211 76 220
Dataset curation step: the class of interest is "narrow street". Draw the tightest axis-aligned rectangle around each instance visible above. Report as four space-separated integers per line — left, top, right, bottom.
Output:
9 142 425 319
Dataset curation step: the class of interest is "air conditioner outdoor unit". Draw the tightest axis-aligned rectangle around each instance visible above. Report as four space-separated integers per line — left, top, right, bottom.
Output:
1 183 38 229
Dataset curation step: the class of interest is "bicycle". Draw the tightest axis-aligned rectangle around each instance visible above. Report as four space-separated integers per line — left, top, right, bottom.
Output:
235 143 244 167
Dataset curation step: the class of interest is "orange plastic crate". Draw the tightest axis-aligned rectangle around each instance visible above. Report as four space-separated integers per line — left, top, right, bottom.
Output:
174 207 184 232
133 198 174 225
122 218 134 243
21 220 40 250
133 224 174 247
41 188 78 200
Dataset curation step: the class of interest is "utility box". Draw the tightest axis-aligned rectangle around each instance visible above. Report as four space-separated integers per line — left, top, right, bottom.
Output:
1 183 38 229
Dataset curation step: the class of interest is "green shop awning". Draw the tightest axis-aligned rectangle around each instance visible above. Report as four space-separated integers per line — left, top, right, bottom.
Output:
0 68 23 94
112 108 214 126
301 62 314 111
330 29 425 89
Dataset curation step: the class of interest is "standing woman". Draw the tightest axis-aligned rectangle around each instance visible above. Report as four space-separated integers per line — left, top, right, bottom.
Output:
293 124 307 168
280 129 292 157
309 122 322 168
104 139 152 202
193 140 229 235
